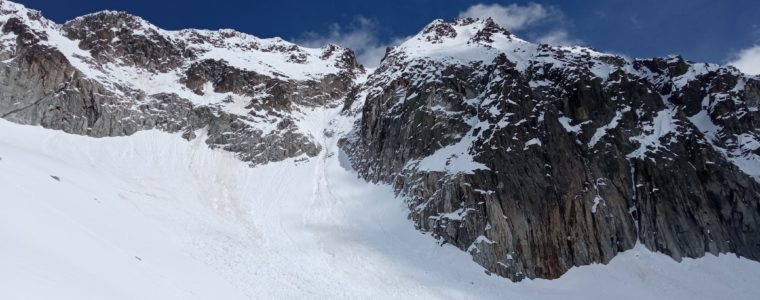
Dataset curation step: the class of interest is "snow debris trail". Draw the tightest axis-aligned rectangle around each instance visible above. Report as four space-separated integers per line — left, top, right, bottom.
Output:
2 108 760 299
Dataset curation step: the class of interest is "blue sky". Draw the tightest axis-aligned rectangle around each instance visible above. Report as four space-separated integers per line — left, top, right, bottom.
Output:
15 0 760 71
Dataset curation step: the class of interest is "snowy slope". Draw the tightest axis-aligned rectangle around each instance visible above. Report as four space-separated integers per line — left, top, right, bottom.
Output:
2 109 760 299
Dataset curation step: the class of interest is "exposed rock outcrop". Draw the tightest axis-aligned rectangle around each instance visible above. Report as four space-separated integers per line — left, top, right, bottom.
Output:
0 1 362 165
341 19 760 281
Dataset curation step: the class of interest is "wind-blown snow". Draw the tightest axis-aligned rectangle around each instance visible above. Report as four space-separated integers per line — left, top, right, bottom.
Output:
3 110 760 299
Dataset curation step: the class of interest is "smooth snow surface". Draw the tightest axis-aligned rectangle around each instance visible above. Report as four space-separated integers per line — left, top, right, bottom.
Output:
3 108 760 299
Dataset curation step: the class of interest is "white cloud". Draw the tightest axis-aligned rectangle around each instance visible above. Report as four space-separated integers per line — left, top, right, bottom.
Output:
535 29 581 46
458 3 581 46
458 3 557 31
299 3 588 68
296 16 405 68
728 45 760 75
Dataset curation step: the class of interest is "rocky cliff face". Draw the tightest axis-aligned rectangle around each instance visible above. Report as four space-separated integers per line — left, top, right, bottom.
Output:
341 18 760 280
1 0 758 283
0 0 363 165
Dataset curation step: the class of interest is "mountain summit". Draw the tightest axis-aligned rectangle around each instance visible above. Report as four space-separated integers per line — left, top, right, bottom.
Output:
345 18 760 280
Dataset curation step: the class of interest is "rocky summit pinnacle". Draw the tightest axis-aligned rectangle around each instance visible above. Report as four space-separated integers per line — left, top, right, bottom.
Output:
1 0 759 283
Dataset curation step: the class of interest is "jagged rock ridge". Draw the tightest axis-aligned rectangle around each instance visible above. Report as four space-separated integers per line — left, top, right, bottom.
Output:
341 17 760 280
0 0 363 165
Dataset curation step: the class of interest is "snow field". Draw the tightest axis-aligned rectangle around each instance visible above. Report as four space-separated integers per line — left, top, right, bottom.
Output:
2 107 760 299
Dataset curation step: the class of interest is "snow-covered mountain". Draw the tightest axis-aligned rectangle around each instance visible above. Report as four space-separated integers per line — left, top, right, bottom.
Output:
0 0 362 164
344 17 760 280
2 0 760 298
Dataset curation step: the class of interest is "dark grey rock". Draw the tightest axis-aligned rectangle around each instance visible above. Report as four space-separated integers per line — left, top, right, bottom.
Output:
341 22 760 281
